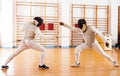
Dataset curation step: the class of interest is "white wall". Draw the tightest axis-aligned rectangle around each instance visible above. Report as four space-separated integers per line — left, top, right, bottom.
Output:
0 0 13 48
0 0 119 47
0 0 1 15
119 0 120 5
109 0 118 44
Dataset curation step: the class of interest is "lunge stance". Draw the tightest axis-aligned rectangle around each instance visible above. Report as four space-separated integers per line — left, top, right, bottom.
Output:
1 17 50 70
60 19 119 67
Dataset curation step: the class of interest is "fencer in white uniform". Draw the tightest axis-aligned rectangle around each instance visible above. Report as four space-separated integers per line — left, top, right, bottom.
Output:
60 19 119 67
1 17 51 70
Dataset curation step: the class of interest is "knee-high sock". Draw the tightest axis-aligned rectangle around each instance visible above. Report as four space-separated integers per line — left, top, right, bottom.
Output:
75 52 80 64
40 51 45 66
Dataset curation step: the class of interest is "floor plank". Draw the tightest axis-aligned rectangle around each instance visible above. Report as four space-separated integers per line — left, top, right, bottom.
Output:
0 48 120 76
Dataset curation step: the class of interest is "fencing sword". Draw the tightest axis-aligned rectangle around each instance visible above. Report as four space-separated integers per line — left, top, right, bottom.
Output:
0 39 21 45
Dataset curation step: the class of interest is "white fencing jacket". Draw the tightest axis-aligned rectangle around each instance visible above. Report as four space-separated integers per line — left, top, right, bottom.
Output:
63 23 107 47
20 22 46 40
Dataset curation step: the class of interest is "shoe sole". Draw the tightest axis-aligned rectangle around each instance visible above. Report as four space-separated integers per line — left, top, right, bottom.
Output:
71 65 80 67
114 65 119 67
39 68 49 70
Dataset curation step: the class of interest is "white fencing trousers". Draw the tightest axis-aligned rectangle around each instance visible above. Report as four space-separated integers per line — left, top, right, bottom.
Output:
3 39 46 66
75 40 115 64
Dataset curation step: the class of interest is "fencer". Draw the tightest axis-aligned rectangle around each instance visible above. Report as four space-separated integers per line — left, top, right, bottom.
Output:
60 19 119 67
1 17 52 70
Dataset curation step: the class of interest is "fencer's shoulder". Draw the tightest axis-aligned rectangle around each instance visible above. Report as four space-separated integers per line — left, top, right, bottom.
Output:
90 26 95 29
25 22 37 28
88 26 96 32
89 25 95 28
24 22 32 25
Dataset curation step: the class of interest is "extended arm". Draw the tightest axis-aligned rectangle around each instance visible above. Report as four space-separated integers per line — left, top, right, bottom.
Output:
60 22 80 32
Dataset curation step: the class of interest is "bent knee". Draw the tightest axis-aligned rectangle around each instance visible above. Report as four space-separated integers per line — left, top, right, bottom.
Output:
75 48 81 55
41 48 46 52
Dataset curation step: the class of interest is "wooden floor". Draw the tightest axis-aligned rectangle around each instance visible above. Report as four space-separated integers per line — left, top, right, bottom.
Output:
0 47 120 76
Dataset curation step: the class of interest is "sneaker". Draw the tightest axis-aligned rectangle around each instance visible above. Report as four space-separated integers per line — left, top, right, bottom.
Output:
71 63 80 67
113 61 119 67
39 64 49 69
1 66 9 70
